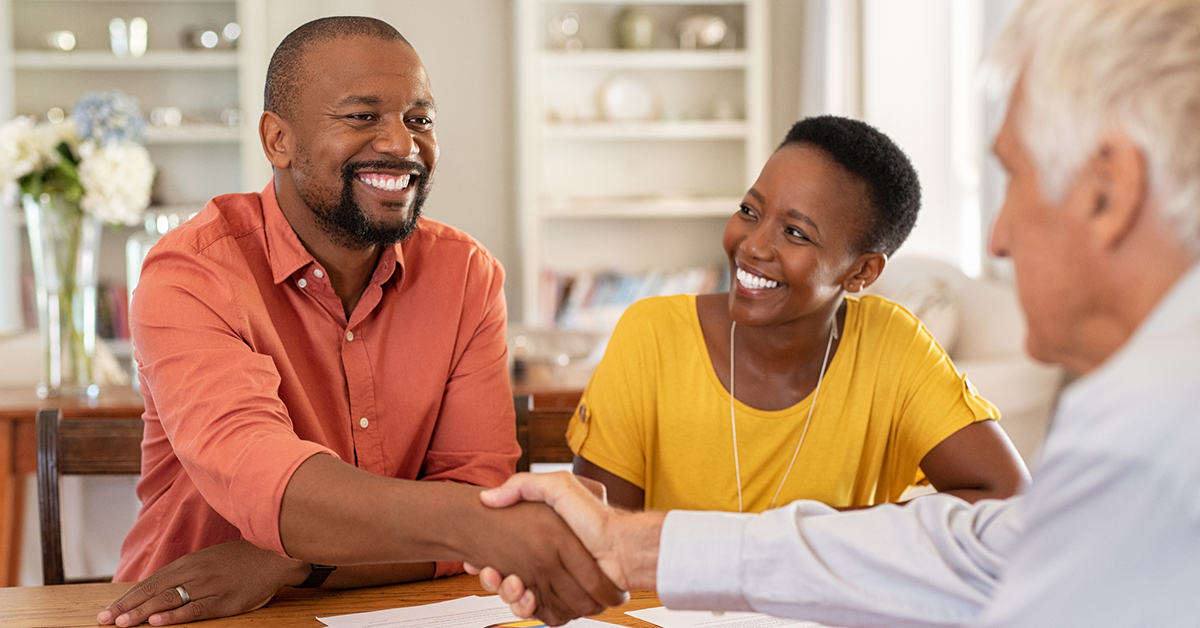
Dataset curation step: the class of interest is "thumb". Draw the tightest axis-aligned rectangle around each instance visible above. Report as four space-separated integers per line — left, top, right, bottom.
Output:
479 471 574 509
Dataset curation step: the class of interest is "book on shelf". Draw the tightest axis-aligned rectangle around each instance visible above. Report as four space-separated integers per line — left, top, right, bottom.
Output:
97 281 130 340
540 264 730 331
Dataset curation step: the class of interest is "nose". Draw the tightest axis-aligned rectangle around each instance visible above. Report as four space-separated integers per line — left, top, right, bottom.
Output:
742 220 774 260
374 117 420 158
989 201 1011 259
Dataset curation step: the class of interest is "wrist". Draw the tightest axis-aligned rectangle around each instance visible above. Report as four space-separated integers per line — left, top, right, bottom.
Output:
614 510 665 590
295 563 337 588
281 556 315 588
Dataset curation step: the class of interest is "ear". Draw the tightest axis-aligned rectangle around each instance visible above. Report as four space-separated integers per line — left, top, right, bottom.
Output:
843 252 887 293
1085 131 1148 251
259 111 293 170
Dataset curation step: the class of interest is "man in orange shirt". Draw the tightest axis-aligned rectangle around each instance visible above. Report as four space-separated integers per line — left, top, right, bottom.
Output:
96 16 621 628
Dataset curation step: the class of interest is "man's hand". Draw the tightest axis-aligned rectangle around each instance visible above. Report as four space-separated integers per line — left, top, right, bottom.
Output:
97 540 307 627
473 472 665 618
454 487 628 626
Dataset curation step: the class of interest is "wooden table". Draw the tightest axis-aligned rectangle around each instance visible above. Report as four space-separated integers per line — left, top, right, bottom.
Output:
0 385 145 587
0 574 663 627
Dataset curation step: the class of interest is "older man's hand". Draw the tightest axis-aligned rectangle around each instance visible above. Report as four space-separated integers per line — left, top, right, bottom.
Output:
471 472 665 618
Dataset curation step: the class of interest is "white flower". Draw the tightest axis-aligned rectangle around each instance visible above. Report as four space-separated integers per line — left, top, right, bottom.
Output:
44 118 79 152
77 141 155 225
0 116 61 184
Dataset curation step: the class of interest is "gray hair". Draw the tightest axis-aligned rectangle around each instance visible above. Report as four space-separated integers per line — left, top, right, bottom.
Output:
986 0 1200 256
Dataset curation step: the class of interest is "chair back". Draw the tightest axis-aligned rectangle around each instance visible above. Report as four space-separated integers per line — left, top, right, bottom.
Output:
36 408 143 585
513 395 575 472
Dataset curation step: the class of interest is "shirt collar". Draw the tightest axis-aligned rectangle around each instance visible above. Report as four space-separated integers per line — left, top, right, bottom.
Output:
262 181 406 287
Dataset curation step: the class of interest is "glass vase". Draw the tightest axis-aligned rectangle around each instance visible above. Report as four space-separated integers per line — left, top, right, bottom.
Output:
23 192 101 399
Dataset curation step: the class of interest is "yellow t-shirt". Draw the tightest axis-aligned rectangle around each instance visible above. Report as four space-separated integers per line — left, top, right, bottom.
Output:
566 293 998 513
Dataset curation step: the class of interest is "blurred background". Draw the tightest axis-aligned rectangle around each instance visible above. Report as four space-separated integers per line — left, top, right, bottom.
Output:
4 0 1070 586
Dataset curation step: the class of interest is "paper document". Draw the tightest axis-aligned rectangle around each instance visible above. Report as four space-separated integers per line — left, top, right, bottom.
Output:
318 594 621 628
627 606 835 628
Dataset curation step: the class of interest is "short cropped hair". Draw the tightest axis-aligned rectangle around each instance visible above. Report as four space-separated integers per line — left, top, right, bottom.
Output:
987 0 1200 256
781 116 921 257
265 16 410 120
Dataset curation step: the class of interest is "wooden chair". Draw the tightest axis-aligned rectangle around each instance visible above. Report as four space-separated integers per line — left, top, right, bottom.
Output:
513 395 576 472
36 408 143 585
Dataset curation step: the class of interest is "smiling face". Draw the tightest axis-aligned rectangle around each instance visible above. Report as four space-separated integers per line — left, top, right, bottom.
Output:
283 36 438 248
724 143 876 328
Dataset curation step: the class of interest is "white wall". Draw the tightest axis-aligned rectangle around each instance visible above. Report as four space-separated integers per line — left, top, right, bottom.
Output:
862 0 961 268
258 0 803 322
255 0 519 312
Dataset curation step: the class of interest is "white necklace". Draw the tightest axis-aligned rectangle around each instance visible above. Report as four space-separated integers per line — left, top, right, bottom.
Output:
729 320 837 512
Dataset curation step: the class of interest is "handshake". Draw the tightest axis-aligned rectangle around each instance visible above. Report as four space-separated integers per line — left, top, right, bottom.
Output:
467 472 666 626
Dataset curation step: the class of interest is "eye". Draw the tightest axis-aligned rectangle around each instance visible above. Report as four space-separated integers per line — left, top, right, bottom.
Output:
406 115 434 132
784 226 811 242
345 112 376 122
737 204 757 219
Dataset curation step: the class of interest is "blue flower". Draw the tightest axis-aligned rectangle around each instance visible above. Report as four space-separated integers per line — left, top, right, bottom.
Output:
71 90 146 146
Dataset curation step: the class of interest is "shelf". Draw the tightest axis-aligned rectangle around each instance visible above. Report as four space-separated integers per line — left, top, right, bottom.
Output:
144 125 240 144
541 0 746 5
15 0 232 3
542 196 740 219
543 120 746 140
542 50 746 69
14 51 238 70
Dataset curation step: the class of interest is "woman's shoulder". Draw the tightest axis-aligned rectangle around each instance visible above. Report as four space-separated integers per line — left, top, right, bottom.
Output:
603 295 703 355
847 293 932 346
854 293 920 321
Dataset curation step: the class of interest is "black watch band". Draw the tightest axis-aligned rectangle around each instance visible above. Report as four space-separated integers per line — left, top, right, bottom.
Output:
297 563 336 588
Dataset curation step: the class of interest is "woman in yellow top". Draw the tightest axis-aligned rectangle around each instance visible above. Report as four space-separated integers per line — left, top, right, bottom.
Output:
568 116 1029 513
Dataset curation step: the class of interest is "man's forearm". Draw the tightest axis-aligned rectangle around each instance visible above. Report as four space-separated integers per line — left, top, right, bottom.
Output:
278 453 486 565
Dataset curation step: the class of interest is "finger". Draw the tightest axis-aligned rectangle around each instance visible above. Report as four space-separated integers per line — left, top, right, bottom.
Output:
498 573 526 603
100 571 174 624
478 473 536 508
533 557 605 626
479 567 503 593
463 562 480 575
481 472 578 509
146 588 273 627
112 585 189 628
559 537 627 609
511 590 537 619
146 599 206 627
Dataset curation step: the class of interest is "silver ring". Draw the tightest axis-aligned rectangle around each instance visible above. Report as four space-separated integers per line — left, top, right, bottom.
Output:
175 585 191 605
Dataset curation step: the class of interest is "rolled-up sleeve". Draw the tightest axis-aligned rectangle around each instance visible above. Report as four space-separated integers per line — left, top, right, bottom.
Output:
134 245 334 556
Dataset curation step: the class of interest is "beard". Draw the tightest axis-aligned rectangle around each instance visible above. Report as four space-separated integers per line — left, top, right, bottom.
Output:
299 157 432 249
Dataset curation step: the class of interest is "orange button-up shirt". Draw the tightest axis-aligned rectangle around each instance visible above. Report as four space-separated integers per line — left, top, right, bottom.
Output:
116 183 519 581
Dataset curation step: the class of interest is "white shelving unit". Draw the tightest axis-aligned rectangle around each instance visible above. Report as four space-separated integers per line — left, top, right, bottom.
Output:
1 0 266 298
515 0 769 328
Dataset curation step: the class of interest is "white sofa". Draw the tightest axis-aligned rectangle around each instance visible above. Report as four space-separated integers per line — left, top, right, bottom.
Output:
868 256 1064 466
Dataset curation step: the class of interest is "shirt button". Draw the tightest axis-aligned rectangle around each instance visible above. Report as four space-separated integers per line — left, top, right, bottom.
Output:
313 269 325 278
346 331 354 341
359 417 369 429
297 278 307 288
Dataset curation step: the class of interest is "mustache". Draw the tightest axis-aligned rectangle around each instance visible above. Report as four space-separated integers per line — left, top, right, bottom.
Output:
342 158 430 181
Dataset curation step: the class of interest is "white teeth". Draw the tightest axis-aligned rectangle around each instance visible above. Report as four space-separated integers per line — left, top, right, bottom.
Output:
359 174 411 191
736 268 779 290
